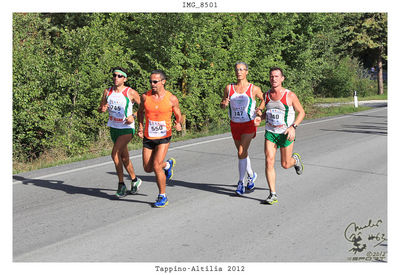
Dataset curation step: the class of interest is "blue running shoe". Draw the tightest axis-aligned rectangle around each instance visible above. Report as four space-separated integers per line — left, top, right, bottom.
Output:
235 180 245 196
165 158 176 180
246 171 257 191
154 195 168 208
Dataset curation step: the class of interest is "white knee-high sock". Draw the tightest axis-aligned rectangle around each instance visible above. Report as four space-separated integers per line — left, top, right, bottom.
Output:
239 158 247 182
246 156 253 177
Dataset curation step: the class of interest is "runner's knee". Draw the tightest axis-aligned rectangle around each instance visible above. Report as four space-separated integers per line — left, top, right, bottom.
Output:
281 160 291 169
153 161 164 172
265 157 275 168
121 155 130 166
143 162 153 173
237 151 248 159
111 150 118 162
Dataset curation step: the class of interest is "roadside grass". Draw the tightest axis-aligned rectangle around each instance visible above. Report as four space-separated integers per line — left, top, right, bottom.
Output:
314 93 387 104
305 105 371 120
12 99 381 174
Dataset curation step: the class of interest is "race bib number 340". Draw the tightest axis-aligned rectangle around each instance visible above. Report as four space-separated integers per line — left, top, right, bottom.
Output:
148 120 167 137
266 109 285 126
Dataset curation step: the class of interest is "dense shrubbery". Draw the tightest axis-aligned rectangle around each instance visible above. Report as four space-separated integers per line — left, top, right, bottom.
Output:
13 13 386 162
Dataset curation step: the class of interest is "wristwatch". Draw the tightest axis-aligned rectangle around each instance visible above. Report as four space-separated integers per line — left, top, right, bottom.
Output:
292 124 298 129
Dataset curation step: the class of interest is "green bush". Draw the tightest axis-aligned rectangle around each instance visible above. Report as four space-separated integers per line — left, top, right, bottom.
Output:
315 57 376 98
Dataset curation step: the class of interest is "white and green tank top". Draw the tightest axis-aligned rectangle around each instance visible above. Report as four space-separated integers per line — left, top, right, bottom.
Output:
228 83 256 123
265 89 295 134
106 87 135 129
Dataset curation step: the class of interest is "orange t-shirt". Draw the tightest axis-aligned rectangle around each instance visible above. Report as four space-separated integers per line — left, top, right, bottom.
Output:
144 90 173 139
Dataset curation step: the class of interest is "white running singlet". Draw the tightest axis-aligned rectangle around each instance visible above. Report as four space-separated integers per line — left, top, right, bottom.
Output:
264 89 295 134
228 83 256 123
106 87 135 129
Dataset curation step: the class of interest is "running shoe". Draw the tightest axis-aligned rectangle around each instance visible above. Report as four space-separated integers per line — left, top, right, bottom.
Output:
165 158 176 180
153 195 169 208
235 180 245 196
292 153 304 175
130 178 142 194
265 193 278 205
246 171 257 191
115 183 127 198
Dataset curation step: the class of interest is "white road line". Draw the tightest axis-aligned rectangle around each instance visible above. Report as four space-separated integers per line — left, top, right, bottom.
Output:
13 107 386 184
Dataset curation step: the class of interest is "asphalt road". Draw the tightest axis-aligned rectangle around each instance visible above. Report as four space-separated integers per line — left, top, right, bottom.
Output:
13 107 388 263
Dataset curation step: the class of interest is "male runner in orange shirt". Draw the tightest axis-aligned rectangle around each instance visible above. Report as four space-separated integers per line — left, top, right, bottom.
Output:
137 70 182 208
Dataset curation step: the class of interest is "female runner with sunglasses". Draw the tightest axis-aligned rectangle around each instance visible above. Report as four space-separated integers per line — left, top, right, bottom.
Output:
98 67 142 198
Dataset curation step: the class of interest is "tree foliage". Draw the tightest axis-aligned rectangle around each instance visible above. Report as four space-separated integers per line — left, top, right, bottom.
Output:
12 13 387 162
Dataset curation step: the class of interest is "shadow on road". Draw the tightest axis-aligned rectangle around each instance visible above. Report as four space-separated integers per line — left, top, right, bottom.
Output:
320 118 387 136
13 175 152 206
129 174 269 203
13 171 269 206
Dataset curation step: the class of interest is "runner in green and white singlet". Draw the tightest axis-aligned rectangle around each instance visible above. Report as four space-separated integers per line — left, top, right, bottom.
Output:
98 67 142 198
264 89 295 135
106 86 135 131
259 67 305 205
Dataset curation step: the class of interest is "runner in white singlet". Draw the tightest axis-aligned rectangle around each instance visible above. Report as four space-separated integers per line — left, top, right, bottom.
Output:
98 67 142 198
264 89 295 134
106 86 135 130
257 67 305 205
221 62 265 196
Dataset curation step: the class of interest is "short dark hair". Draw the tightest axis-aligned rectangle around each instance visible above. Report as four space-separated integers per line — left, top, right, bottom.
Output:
269 67 284 77
111 66 128 76
150 69 167 80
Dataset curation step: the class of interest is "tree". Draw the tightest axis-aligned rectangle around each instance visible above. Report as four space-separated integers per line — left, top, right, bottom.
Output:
341 13 387 95
13 13 58 160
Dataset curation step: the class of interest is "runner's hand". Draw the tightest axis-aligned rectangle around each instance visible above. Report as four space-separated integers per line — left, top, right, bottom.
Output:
284 126 296 141
175 122 182 131
124 115 134 124
137 129 144 139
220 98 230 108
254 116 261 127
98 104 109 113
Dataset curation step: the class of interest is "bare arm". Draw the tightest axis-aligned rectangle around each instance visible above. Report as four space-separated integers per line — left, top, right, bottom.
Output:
137 94 146 138
220 85 230 109
253 85 265 116
170 95 182 131
125 88 141 124
291 92 305 126
284 92 305 141
98 89 109 113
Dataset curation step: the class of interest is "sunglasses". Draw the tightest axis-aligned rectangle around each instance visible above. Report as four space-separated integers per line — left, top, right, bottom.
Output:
235 68 247 72
113 74 125 78
149 80 163 84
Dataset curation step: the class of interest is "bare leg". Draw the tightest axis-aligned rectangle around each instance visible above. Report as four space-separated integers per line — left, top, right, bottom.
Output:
151 143 170 194
265 139 278 193
111 134 134 182
280 142 296 169
121 144 136 180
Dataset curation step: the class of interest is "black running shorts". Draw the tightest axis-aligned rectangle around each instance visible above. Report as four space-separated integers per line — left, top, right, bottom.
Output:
143 136 171 150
